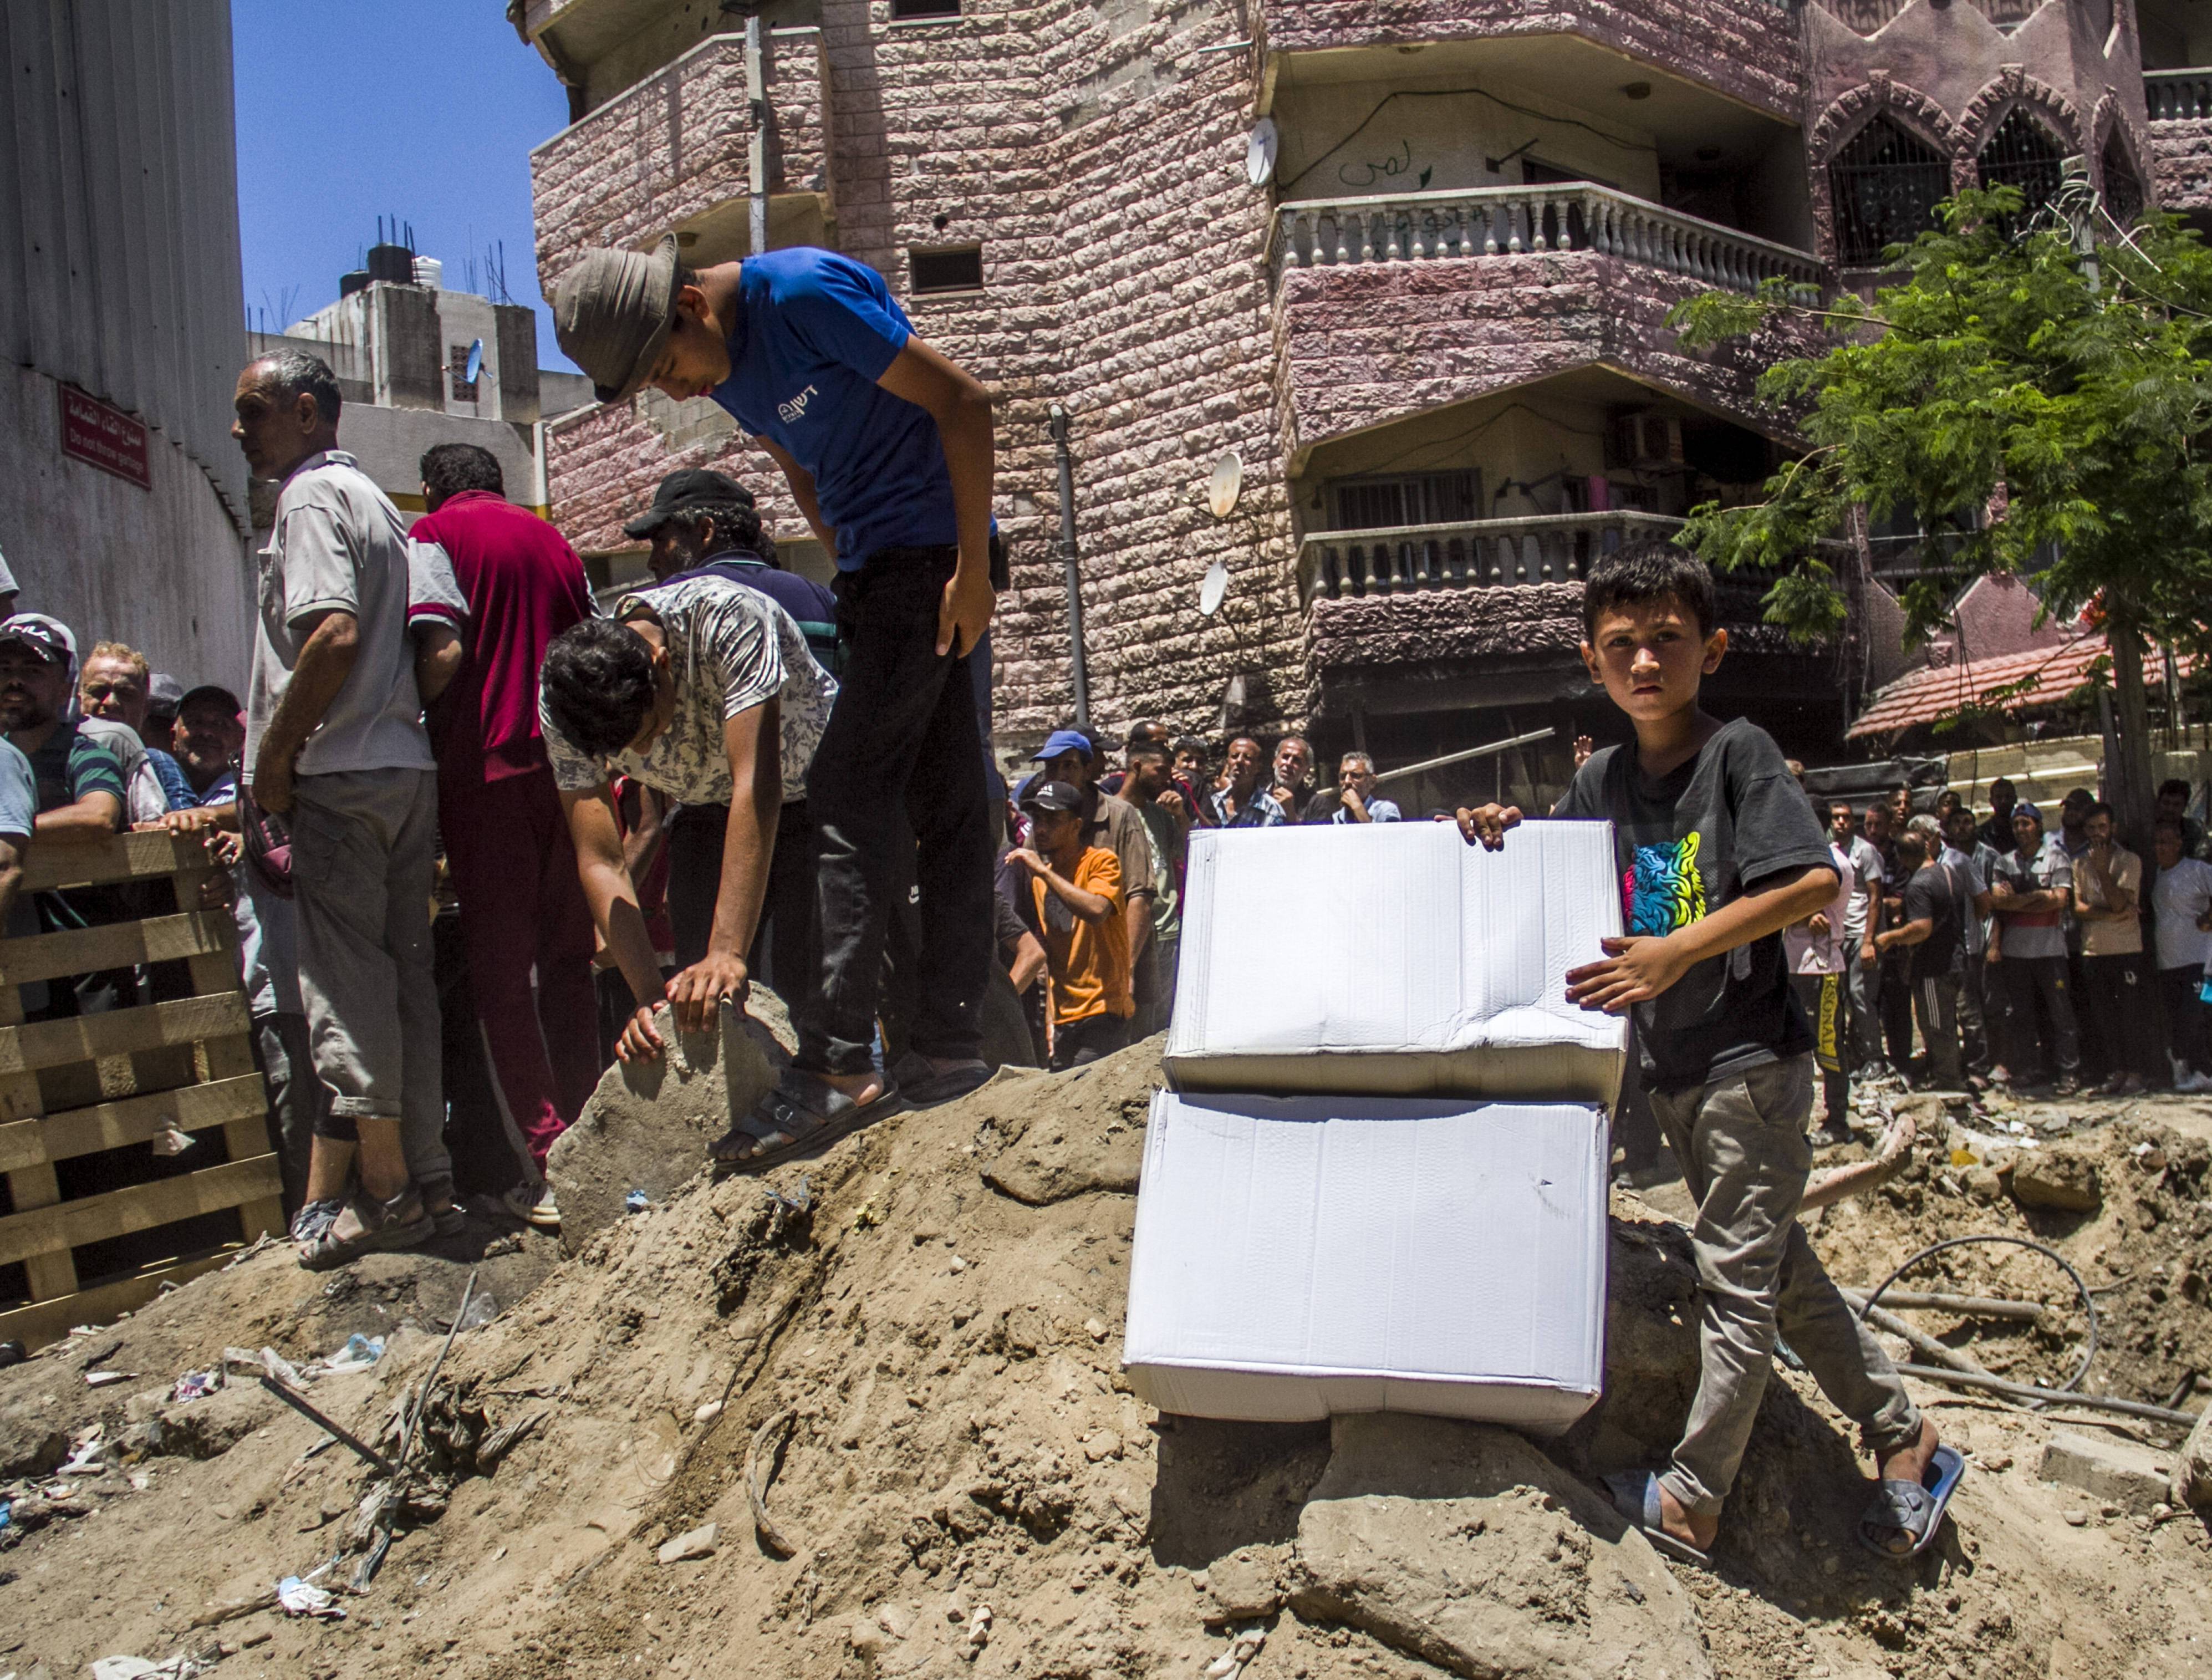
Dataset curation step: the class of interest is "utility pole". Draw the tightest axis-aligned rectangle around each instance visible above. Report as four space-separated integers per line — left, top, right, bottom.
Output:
1049 404 1090 726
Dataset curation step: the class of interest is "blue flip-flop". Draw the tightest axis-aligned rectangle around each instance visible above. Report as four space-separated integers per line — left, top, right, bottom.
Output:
1602 1471 1712 1569
1859 1444 1966 1559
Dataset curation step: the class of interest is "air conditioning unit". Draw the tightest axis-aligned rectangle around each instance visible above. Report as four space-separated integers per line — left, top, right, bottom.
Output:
1612 411 1685 471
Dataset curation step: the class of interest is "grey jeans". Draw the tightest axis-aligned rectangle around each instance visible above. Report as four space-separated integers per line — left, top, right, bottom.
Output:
1843 936 1884 1072
254 1009 328 1216
290 768 449 1193
1647 1053 1922 1518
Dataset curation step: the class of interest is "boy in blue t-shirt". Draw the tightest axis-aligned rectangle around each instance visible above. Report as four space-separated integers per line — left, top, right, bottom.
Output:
551 238 999 1141
1457 542 1953 1567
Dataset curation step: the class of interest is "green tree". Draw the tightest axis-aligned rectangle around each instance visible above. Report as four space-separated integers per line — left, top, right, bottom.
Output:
1669 185 2212 835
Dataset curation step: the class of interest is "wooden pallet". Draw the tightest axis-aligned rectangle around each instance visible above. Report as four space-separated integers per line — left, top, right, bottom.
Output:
0 830 282 1350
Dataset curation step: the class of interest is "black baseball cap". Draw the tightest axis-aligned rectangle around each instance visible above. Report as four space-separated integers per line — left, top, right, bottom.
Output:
1020 780 1085 815
623 469 756 539
179 684 243 719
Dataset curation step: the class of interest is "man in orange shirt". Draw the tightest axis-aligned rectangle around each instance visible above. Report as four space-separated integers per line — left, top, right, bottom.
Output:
1010 780 1134 1069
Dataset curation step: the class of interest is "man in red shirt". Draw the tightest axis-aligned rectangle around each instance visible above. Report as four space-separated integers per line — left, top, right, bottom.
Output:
410 444 600 1227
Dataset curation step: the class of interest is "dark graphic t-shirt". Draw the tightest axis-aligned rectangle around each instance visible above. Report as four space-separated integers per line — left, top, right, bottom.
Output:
1554 717 1836 1094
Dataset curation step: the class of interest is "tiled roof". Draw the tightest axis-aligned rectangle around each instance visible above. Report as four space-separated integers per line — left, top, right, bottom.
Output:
1847 634 2185 740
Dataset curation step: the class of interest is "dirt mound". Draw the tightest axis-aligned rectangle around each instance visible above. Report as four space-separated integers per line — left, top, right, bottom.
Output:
3 1043 2211 1680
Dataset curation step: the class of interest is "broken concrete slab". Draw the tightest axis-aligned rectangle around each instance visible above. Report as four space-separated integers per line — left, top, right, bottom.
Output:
2010 1148 2101 1213
2040 1431 2170 1516
2173 1401 2212 1511
1288 1413 1713 1680
548 995 790 1253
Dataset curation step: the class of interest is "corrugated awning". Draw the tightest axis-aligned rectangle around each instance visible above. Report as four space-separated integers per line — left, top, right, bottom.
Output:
1847 634 2186 740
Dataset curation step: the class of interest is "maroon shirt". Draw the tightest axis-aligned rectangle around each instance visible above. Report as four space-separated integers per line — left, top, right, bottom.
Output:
409 490 596 788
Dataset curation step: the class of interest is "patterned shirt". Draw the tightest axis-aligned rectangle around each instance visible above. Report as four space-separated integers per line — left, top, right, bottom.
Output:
1207 787 1286 828
541 576 835 806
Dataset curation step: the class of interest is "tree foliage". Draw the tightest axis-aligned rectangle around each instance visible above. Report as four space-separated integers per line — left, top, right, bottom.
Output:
1668 186 2212 660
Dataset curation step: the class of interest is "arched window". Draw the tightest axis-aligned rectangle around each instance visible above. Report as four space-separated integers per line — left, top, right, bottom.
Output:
1829 116 1951 266
2101 131 2145 226
1976 108 2066 222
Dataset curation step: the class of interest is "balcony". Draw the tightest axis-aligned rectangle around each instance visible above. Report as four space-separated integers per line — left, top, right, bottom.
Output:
1299 511 1689 605
2145 69 2212 213
529 28 832 290
1275 184 1822 296
1256 3 1802 122
1271 186 1827 457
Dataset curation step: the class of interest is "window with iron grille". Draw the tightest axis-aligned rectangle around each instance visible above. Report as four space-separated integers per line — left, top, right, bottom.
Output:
1829 116 1951 266
1976 108 2066 223
1326 470 1480 531
2101 132 2145 226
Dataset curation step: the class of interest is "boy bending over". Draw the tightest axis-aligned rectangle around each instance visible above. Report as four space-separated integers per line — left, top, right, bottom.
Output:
1457 542 1954 1565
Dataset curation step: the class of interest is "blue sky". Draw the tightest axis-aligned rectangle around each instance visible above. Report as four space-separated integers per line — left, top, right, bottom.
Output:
230 0 580 372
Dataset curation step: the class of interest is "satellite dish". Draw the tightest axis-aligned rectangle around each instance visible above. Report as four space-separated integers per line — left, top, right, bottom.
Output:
1206 450 1243 518
1246 117 1278 187
1198 559 1230 617
463 338 485 386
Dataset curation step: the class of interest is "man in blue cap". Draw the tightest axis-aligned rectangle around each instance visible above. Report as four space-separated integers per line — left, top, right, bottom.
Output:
1031 727 1156 1016
552 237 999 1134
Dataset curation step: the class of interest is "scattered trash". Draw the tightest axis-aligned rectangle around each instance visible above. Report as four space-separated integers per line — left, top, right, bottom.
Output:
0 1338 25 1368
149 1124 196 1157
91 1656 211 1680
1204 1627 1265 1679
318 1335 384 1376
227 1347 304 1387
694 1399 725 1425
276 1574 345 1619
171 1370 220 1404
84 1370 136 1388
763 1176 811 1216
451 1291 498 1332
656 1522 718 1564
57 1426 107 1476
625 1189 651 1214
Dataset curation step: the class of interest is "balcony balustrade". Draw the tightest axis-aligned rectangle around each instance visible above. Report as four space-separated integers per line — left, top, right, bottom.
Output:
2146 68 2212 123
1298 512 1691 604
1274 185 1822 297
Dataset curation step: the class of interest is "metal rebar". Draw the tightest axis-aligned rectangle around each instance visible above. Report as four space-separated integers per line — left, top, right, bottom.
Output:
256 1376 400 1478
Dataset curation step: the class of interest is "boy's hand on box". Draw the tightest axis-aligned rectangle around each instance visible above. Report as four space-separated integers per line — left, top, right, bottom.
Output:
1454 803 1522 851
1565 934 1691 1014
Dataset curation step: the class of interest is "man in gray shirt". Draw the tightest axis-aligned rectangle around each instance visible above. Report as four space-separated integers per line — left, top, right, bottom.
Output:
233 349 451 1267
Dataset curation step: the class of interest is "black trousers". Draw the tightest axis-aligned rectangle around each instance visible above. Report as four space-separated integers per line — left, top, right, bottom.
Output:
667 797 821 1011
2160 965 2208 1076
801 547 992 1074
1051 1011 1132 1071
1999 955 2080 1082
2084 951 2163 1082
1878 950 1914 1071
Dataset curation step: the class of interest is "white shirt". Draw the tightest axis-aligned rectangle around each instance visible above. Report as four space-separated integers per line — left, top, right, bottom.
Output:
2153 856 2212 973
1785 841 1856 975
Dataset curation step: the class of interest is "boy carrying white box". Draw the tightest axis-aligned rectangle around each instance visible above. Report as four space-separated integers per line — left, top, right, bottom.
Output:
1457 541 1959 1567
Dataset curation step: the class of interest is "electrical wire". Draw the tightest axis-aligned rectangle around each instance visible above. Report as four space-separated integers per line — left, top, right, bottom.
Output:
1858 1233 2098 1395
1276 84 1656 195
1333 400 1608 481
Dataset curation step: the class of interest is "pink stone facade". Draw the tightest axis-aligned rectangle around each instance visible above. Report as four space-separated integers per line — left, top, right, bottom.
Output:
518 0 2185 763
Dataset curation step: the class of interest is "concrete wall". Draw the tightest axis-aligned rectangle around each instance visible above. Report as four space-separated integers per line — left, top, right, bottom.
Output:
0 364 254 685
0 0 253 680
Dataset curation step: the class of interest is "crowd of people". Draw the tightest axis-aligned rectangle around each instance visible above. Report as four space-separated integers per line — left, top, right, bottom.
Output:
1786 770 2212 1134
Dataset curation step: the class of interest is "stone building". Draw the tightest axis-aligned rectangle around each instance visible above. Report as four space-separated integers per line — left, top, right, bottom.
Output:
514 0 2190 808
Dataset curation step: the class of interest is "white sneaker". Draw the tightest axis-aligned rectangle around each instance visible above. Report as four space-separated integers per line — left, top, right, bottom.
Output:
501 1180 560 1228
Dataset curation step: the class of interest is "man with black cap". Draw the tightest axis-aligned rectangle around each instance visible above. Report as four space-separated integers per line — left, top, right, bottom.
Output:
1007 780 1135 1070
629 467 838 672
629 467 838 1012
553 236 1000 1129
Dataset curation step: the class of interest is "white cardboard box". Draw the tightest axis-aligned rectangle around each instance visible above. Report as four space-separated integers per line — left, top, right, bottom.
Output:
1122 1092 1610 1433
1164 818 1626 1104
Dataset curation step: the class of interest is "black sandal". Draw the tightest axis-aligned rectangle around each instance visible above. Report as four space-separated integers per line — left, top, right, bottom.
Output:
710 1072 904 1174
297 1183 435 1271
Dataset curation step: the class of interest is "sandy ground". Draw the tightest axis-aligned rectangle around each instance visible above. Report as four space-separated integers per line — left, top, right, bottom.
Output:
3 1040 2210 1680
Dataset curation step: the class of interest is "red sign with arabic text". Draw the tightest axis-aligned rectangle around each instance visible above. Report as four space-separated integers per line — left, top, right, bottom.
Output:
58 384 151 490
